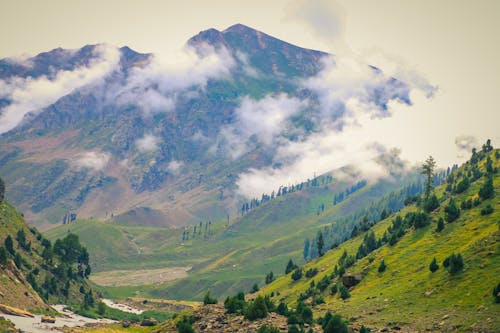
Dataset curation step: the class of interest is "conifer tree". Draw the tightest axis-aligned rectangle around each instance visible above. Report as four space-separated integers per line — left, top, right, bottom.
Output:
429 257 439 272
421 156 437 200
317 231 325 257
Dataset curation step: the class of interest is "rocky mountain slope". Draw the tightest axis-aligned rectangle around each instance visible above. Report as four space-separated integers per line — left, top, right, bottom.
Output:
0 24 414 229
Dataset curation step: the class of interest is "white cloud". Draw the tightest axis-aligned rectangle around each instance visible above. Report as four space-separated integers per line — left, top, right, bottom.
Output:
218 93 306 158
136 134 160 152
0 44 120 134
167 160 183 175
73 151 110 171
112 44 236 116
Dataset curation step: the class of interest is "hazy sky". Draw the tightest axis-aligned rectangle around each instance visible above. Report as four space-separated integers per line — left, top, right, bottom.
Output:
1 0 499 169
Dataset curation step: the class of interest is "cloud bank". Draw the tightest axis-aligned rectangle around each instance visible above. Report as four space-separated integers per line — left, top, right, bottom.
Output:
136 134 160 152
0 44 120 134
73 151 111 171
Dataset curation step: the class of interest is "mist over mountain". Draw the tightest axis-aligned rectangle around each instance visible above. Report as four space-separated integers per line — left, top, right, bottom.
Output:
0 24 433 227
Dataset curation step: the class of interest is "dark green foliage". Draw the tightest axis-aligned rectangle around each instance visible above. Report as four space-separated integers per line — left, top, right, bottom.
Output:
479 176 494 200
176 316 195 333
421 155 436 200
0 177 4 202
251 283 259 293
436 217 445 232
360 326 370 333
83 290 95 308
285 259 298 274
485 156 494 174
203 291 217 304
330 284 338 295
317 231 325 257
444 199 460 222
322 312 348 333
429 257 439 273
378 259 387 273
224 292 246 314
493 282 500 303
455 176 470 194
13 252 22 268
97 301 106 315
424 194 440 212
257 324 280 333
303 239 310 260
443 253 464 274
407 211 430 228
0 246 7 266
287 313 299 325
288 325 300 333
265 271 275 284
480 204 494 215
245 295 268 321
276 301 289 316
305 267 318 278
4 235 14 255
291 268 303 281
339 285 350 300
317 275 330 292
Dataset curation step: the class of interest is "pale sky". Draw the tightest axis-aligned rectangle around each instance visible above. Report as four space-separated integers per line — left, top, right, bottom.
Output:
1 0 499 169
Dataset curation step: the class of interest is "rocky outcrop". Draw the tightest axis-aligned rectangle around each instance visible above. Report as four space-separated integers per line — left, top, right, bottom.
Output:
0 304 34 317
342 274 362 287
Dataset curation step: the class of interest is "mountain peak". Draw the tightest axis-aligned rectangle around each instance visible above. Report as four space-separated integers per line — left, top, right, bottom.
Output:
222 23 260 34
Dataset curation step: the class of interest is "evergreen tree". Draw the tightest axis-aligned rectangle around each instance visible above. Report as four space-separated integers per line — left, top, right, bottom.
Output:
251 283 259 293
245 295 268 320
493 282 500 303
0 177 5 202
323 313 348 333
203 291 217 305
339 284 350 300
317 231 324 257
265 271 275 284
424 194 439 212
291 268 303 281
285 259 296 274
444 199 460 222
303 239 310 260
436 217 445 232
0 246 7 267
444 253 464 274
378 259 387 273
421 156 437 200
4 235 14 255
479 176 494 200
429 257 439 272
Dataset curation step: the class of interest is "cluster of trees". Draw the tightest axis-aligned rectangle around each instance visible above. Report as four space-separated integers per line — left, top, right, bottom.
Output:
1 225 91 304
181 220 212 241
240 175 334 216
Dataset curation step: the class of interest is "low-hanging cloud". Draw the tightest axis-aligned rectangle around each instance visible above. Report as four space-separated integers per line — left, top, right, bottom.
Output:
72 151 111 171
112 44 236 116
455 135 477 158
0 44 120 134
217 93 306 158
233 55 434 199
136 133 160 152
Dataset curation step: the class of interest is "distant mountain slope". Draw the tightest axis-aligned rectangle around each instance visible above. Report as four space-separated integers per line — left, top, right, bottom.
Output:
0 23 414 229
260 147 500 332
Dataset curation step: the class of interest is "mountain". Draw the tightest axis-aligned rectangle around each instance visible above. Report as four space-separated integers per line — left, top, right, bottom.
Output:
258 147 500 332
0 24 412 229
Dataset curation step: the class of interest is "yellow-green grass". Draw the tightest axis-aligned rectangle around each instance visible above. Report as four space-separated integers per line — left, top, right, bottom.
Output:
261 151 500 331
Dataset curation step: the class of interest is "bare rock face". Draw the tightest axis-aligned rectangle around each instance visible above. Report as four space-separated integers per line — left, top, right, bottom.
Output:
41 315 56 323
342 274 362 287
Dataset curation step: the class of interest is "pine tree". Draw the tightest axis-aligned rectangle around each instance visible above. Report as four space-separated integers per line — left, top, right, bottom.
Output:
444 199 460 222
429 257 439 272
421 156 437 200
436 217 445 232
378 259 387 273
4 235 14 255
0 246 7 267
317 231 325 257
0 177 5 202
479 176 494 200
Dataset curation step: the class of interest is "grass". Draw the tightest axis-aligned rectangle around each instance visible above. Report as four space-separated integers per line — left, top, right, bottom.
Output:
260 150 500 331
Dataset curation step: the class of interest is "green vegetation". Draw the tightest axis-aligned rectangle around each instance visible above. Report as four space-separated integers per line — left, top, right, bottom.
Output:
203 291 217 305
260 147 500 331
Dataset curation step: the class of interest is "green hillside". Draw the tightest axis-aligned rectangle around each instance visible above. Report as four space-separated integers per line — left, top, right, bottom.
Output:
260 148 500 332
0 200 93 311
44 174 419 300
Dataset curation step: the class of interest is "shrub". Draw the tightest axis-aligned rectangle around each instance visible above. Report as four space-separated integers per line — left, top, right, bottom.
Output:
291 268 303 281
479 176 494 200
203 291 217 305
493 282 500 303
323 313 348 333
244 295 268 321
251 283 259 293
424 194 440 212
339 285 350 300
224 292 246 314
444 199 460 222
443 253 464 274
480 204 493 215
305 267 318 278
257 325 279 333
176 316 195 333
276 301 289 316
436 217 445 232
378 259 387 273
429 257 439 273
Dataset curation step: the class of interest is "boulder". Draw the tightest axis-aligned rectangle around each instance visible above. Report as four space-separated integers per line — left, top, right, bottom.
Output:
41 316 56 323
140 317 158 326
342 274 362 287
